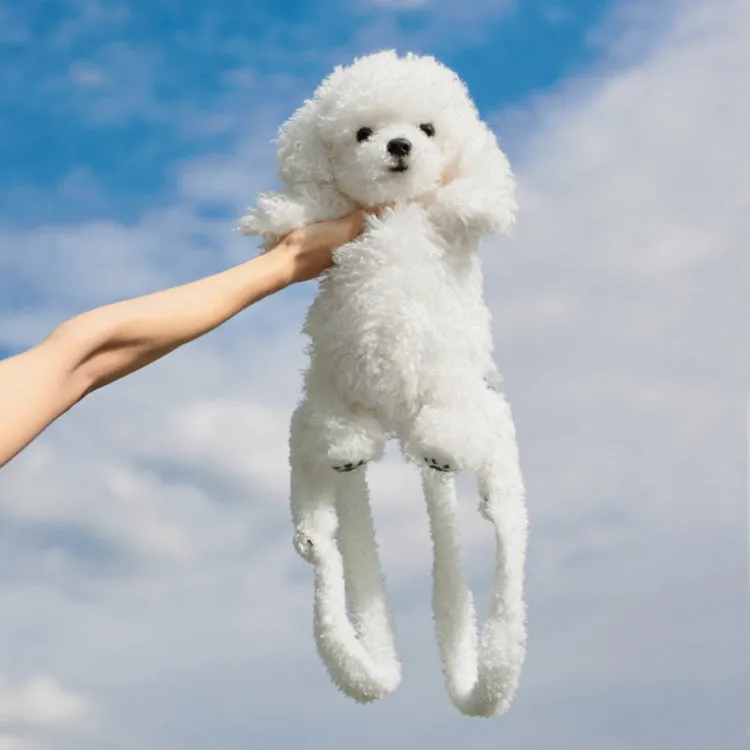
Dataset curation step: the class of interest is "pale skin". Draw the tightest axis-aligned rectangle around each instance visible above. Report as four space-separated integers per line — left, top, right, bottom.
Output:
0 210 372 469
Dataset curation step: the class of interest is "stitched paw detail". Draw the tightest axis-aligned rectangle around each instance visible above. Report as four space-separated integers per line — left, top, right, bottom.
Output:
332 460 366 473
424 456 455 473
478 495 491 520
293 531 316 562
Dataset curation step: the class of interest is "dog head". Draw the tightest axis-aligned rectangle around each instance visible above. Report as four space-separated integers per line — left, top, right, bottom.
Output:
275 51 499 207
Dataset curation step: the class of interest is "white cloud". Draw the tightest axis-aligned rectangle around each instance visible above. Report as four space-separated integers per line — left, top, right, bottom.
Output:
68 63 105 88
0 737 40 750
0 673 92 750
0 0 747 746
0 675 91 727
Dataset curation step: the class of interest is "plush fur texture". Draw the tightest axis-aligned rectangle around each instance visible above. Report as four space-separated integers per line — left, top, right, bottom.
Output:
239 50 528 717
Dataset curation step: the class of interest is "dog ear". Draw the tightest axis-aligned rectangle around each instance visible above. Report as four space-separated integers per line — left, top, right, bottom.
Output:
275 65 348 186
467 123 516 210
275 97 332 185
428 120 516 238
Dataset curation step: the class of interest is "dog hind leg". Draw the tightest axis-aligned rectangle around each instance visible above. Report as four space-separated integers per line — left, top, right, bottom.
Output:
289 397 400 702
419 386 528 717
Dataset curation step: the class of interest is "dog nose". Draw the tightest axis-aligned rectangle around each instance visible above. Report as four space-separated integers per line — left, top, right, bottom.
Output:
387 138 412 157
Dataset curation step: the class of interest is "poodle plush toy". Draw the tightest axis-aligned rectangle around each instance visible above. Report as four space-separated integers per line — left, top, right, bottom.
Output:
239 50 528 717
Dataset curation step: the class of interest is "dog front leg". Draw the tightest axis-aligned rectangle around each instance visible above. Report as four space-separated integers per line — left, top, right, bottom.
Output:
423 176 516 243
238 183 356 248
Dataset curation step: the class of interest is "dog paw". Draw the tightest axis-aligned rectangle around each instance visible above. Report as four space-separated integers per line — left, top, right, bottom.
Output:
293 531 316 562
292 506 338 563
424 456 456 473
404 402 488 472
332 459 367 473
478 495 492 520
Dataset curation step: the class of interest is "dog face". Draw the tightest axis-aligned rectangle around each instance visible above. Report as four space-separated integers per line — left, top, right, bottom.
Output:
276 51 490 206
321 94 450 207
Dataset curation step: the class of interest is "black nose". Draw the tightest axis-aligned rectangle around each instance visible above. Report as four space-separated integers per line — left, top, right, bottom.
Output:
387 138 412 157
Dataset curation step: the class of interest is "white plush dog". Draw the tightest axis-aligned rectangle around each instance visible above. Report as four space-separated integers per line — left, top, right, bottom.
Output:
240 50 528 717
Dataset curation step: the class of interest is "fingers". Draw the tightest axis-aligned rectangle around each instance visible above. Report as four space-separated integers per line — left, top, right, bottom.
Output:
326 212 364 248
338 206 381 240
296 207 380 258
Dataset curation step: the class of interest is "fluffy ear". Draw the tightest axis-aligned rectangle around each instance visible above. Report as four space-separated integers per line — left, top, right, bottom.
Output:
455 123 514 194
275 98 332 185
425 122 517 240
275 65 347 186
482 126 517 232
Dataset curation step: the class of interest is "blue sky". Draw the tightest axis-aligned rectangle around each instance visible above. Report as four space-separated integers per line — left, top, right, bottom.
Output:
0 0 612 227
0 0 747 749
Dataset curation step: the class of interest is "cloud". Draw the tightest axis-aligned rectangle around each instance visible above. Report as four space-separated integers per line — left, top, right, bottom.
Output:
0 675 91 727
0 0 747 747
0 674 93 750
0 738 41 750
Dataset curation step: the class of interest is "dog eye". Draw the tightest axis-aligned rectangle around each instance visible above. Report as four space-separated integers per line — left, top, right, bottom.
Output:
419 123 435 137
356 127 374 142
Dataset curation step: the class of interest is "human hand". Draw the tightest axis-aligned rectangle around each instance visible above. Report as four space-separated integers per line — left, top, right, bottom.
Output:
276 208 380 284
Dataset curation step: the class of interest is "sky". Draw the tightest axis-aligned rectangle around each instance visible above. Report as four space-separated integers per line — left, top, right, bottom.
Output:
0 0 747 748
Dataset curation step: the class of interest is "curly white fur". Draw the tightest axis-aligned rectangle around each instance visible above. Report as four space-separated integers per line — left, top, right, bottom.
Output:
239 50 528 716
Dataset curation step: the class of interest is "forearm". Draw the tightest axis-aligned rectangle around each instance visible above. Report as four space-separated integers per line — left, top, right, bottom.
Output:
57 244 294 394
0 246 293 469
0 210 368 469
56 209 368 393
59 210 367 393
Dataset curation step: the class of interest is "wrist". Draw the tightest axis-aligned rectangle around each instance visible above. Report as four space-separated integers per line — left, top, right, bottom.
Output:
259 238 298 288
271 228 327 285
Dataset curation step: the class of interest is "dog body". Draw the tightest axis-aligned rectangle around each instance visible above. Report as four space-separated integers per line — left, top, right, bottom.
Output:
304 205 494 434
240 50 528 717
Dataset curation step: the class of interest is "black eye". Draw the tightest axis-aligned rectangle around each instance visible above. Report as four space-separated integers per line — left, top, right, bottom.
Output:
420 123 435 137
356 127 373 142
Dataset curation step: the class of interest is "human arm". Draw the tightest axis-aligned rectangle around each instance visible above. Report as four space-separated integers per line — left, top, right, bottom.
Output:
0 210 369 469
